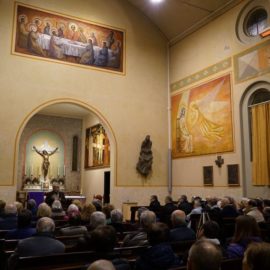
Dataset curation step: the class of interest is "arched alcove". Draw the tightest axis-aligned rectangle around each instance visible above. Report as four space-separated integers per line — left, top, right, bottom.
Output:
240 81 270 197
14 98 117 202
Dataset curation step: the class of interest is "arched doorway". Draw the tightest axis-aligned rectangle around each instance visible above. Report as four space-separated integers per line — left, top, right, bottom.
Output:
240 81 270 197
14 98 117 203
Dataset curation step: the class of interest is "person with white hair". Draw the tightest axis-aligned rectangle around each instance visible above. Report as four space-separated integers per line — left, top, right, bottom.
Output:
123 210 156 247
87 260 116 270
110 209 125 233
90 211 106 230
170 210 196 242
8 217 65 268
0 203 18 230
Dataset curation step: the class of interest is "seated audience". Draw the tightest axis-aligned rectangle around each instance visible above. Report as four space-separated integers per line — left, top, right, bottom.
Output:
8 217 65 268
87 260 116 270
27 199 37 217
187 199 202 221
102 204 115 224
0 199 6 217
0 203 18 230
220 197 239 218
243 242 270 270
60 212 87 236
65 203 80 221
81 203 96 225
110 209 125 233
84 225 131 270
169 210 196 242
136 222 181 270
37 202 52 219
6 209 36 239
160 195 177 226
92 195 103 211
227 215 262 258
263 199 270 221
45 182 66 207
246 199 265 223
187 239 222 270
14 201 23 213
197 220 221 245
123 210 156 247
51 199 66 219
89 211 107 230
149 195 161 216
72 199 83 211
177 195 193 215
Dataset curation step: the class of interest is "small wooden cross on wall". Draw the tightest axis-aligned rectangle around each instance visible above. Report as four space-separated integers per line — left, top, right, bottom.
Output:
215 155 224 168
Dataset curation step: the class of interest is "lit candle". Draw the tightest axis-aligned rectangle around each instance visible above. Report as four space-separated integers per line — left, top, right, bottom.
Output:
24 165 27 175
63 165 66 176
57 166 60 176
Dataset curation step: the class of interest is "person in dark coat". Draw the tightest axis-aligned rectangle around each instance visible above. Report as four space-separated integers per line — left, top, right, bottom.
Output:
149 195 161 217
0 203 17 230
83 225 131 270
136 222 181 270
177 195 193 215
160 196 177 226
8 217 65 269
169 210 196 242
45 183 66 207
6 209 36 239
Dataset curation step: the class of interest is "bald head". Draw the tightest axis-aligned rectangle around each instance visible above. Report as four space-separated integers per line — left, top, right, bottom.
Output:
171 210 186 227
87 260 116 270
188 240 222 270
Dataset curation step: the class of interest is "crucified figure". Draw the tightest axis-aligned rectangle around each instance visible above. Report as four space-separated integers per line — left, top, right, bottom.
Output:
33 146 58 180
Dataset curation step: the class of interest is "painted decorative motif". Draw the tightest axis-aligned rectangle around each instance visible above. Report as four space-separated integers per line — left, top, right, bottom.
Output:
171 74 234 158
170 58 231 93
13 3 125 74
234 40 270 83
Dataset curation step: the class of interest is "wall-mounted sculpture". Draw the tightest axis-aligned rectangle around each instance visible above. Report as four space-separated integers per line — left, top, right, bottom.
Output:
136 135 153 177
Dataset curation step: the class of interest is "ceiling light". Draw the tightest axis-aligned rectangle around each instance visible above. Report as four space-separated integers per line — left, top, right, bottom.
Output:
150 0 164 4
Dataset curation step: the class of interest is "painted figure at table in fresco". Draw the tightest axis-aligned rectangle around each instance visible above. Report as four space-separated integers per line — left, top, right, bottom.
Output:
49 30 64 59
80 39 95 65
57 25 65 38
66 23 79 41
33 146 58 180
18 15 29 48
78 27 87 43
106 30 115 49
108 40 121 68
33 18 42 33
27 25 46 56
90 32 98 46
43 22 51 35
95 41 109 66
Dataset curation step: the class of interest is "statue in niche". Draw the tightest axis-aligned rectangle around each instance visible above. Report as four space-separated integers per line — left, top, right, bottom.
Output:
136 135 153 177
33 146 58 181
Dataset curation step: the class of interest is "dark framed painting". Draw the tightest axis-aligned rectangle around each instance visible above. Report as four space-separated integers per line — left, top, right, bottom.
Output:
203 166 213 186
85 124 110 169
12 2 125 74
227 164 240 186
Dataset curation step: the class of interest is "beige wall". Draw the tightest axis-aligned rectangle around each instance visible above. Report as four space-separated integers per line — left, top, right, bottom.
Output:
0 0 169 206
169 0 270 200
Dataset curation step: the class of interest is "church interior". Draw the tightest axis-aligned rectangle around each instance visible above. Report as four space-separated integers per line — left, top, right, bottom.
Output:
1 1 270 269
0 0 270 210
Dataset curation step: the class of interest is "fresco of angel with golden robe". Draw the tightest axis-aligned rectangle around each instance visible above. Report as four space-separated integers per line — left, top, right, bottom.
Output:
171 74 234 158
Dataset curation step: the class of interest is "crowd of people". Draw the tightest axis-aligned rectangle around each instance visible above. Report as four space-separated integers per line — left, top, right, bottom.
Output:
1 193 270 269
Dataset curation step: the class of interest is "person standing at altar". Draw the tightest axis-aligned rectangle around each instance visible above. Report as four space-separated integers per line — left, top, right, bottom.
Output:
45 183 66 207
